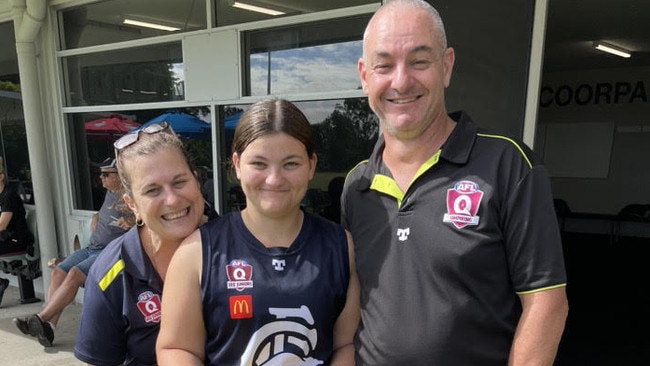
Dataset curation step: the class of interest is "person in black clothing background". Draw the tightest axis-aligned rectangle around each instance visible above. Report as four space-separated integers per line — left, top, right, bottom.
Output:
0 156 31 305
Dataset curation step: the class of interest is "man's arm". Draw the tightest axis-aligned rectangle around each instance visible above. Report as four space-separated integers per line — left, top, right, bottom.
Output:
509 287 569 365
89 213 99 233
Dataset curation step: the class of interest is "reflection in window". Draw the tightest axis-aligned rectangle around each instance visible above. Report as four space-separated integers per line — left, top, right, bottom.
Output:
215 0 378 27
67 108 212 210
0 22 32 204
243 15 370 96
59 0 207 49
62 43 184 106
218 98 378 221
0 91 32 205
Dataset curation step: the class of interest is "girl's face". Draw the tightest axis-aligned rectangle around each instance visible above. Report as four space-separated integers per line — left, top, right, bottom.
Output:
124 148 204 243
233 133 316 219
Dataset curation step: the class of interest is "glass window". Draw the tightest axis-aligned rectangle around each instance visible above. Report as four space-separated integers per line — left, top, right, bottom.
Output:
0 22 32 204
59 0 207 49
243 15 371 96
62 43 184 106
218 97 378 222
435 1 534 137
67 107 212 210
215 0 378 27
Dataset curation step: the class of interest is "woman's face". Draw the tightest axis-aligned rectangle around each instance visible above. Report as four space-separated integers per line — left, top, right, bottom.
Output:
233 133 316 219
123 148 204 243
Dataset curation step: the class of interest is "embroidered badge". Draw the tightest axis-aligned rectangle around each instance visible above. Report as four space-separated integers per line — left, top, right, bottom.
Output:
443 180 483 229
229 295 253 319
136 290 162 323
227 259 254 291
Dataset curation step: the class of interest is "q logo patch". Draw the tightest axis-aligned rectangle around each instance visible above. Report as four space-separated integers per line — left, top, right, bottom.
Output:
443 180 483 229
136 290 162 323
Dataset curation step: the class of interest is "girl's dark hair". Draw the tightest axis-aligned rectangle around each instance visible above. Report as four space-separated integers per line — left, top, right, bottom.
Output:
232 98 314 158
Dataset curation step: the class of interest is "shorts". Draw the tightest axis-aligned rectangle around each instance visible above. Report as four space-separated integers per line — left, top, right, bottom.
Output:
57 247 104 276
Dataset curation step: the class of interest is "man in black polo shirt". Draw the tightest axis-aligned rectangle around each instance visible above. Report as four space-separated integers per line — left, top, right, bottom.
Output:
341 1 568 364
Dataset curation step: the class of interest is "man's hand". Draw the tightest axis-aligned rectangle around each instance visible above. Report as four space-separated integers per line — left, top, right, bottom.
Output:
115 217 131 230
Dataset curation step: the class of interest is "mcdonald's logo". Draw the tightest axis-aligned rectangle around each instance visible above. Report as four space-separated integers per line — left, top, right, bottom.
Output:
229 295 253 319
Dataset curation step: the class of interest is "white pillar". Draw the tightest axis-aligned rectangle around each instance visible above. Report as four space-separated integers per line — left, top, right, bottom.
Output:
12 0 58 298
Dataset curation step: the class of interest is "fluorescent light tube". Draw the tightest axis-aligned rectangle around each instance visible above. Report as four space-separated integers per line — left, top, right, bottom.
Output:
233 1 285 16
593 41 631 58
123 19 180 32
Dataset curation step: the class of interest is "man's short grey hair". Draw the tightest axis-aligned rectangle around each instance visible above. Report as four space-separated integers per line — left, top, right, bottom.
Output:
368 0 448 51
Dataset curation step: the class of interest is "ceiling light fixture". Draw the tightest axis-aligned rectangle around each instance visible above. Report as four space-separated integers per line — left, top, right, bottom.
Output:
232 1 285 16
123 19 180 32
593 41 631 58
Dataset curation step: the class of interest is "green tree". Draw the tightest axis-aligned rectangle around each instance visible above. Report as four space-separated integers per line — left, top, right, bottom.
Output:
313 98 378 172
0 80 21 93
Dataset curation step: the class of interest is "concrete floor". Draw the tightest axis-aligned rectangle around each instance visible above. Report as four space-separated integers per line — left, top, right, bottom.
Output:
0 283 83 365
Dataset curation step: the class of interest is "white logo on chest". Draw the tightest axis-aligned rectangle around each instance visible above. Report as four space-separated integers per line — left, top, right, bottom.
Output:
272 258 286 271
397 227 410 241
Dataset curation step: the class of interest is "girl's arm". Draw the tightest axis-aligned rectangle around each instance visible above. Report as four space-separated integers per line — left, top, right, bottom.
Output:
156 229 207 365
330 230 360 366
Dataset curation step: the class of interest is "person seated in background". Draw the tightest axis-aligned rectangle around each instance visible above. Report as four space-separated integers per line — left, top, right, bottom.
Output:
13 158 134 347
0 157 31 306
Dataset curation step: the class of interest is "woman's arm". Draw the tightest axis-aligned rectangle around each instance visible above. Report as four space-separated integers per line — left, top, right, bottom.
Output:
89 213 99 233
330 230 360 366
156 229 207 365
0 211 13 231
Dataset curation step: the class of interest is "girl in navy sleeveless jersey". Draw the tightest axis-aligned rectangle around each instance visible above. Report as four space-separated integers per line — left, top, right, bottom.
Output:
157 99 360 366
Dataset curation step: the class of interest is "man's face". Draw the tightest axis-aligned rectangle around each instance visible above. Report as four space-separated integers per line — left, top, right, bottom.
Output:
100 169 121 192
358 6 454 140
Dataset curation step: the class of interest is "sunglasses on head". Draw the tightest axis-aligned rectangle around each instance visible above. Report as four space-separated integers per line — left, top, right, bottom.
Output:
113 121 172 152
100 171 116 178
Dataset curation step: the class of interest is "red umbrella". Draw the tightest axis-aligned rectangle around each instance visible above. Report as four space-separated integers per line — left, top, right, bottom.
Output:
85 114 140 141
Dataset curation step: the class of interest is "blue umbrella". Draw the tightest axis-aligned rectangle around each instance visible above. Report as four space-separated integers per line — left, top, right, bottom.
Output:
140 110 211 140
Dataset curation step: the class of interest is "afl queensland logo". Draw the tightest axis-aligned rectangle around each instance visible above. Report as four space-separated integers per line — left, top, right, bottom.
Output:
443 180 483 229
227 259 254 291
136 291 162 323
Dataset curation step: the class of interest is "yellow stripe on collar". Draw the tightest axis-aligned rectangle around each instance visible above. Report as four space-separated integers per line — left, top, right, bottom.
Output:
370 150 442 208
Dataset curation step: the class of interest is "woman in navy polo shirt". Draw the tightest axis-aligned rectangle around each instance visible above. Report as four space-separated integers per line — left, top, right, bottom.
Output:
74 122 210 365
